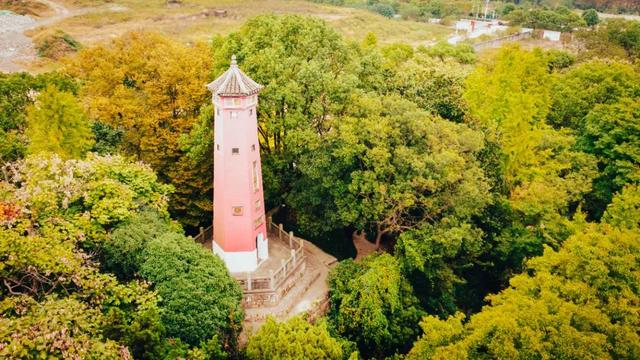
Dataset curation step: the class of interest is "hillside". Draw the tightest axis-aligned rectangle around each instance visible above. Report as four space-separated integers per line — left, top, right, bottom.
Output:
28 0 452 45
575 0 640 13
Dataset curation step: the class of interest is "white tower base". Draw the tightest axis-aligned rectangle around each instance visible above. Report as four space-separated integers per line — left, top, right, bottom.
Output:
212 238 269 273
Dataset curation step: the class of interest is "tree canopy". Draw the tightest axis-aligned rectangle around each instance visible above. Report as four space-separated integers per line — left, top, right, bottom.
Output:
3 10 640 360
407 223 640 360
67 31 213 227
246 316 345 360
26 85 94 159
328 253 424 358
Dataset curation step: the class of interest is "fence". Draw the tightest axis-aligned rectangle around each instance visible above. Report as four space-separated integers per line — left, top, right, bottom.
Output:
193 218 305 293
194 224 213 245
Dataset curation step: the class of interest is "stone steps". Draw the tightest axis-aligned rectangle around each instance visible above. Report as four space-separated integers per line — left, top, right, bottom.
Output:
244 261 321 322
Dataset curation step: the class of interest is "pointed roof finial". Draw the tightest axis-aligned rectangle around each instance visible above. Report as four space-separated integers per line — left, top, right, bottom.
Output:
206 54 263 96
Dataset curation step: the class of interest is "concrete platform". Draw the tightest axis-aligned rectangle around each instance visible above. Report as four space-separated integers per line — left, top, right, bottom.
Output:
196 221 338 341
233 228 294 277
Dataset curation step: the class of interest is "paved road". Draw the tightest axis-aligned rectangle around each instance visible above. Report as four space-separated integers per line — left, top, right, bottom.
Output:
0 0 75 73
598 11 640 22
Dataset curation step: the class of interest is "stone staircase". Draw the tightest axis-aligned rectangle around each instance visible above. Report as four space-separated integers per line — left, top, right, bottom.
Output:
241 241 337 339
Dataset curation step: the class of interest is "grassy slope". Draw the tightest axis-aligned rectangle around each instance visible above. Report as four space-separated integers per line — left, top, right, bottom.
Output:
37 0 453 46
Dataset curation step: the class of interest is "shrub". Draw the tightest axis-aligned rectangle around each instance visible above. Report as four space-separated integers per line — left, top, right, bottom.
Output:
33 29 81 60
247 316 344 360
371 3 395 18
101 210 173 280
140 232 243 347
582 8 599 26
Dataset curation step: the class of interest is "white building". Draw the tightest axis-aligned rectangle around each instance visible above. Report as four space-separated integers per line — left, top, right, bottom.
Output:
450 19 508 44
542 30 561 42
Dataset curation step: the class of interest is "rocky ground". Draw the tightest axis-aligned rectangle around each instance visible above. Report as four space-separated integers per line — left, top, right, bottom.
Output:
0 11 37 72
0 0 79 72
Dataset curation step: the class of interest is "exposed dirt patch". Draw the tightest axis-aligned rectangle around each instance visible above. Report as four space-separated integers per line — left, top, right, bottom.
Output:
1 0 53 17
0 0 100 72
0 11 38 72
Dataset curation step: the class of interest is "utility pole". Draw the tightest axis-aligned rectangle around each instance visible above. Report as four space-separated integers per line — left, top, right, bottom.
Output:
483 0 490 19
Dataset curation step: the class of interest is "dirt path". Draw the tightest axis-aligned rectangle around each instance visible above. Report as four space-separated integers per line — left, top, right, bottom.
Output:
0 0 84 72
353 230 376 260
598 12 640 21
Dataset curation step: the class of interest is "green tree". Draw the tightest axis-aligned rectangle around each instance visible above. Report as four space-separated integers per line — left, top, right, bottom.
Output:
0 296 125 359
606 19 640 59
371 3 396 18
582 8 599 26
101 209 175 281
0 72 77 164
91 122 123 155
407 224 640 360
463 45 598 310
140 232 243 348
465 46 596 222
328 253 425 358
602 184 640 229
202 15 357 208
288 96 489 248
506 7 586 32
395 220 485 316
0 153 172 359
419 42 477 65
246 317 344 360
386 51 471 122
25 85 94 159
99 206 242 352
578 98 640 216
465 45 551 185
575 19 640 60
548 60 640 129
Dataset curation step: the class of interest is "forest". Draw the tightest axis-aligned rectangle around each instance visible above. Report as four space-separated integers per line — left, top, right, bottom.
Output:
311 0 640 21
1 5 640 360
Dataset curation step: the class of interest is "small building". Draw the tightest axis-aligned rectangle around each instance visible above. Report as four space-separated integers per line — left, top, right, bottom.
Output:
450 19 508 44
543 30 561 42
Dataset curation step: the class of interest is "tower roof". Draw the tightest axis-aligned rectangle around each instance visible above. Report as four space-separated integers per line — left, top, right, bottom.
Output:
207 55 263 97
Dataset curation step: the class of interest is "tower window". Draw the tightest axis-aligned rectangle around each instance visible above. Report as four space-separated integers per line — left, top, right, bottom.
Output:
252 161 259 191
253 215 264 228
217 108 220 115
231 111 238 119
232 148 239 155
249 109 253 115
217 144 220 151
233 98 241 106
251 144 256 152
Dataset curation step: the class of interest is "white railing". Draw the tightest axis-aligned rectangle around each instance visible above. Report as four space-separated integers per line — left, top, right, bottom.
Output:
196 218 305 293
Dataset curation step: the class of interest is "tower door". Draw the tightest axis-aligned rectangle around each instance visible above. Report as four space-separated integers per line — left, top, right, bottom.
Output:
256 232 268 260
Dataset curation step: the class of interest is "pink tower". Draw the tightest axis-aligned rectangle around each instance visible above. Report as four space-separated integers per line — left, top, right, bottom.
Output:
207 55 268 273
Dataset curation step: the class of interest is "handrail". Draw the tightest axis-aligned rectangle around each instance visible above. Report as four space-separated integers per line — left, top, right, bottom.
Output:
201 217 306 293
194 224 213 244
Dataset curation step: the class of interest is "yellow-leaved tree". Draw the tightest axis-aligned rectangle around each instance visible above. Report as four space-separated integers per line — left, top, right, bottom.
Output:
67 32 212 226
464 45 596 239
26 85 94 159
